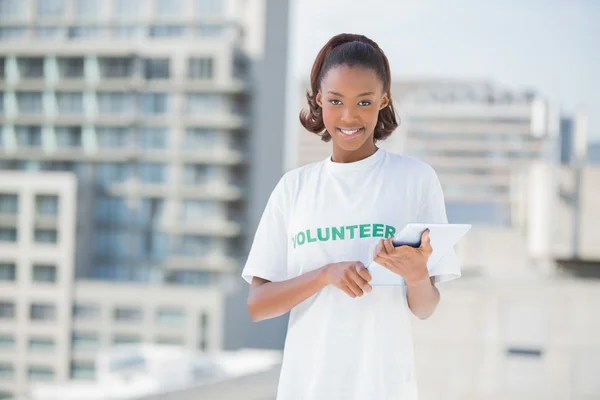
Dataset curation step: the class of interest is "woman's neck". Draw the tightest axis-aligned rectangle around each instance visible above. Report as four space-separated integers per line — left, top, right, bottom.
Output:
331 142 378 163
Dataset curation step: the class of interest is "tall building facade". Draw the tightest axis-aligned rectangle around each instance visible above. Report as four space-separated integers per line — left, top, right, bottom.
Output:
0 0 289 398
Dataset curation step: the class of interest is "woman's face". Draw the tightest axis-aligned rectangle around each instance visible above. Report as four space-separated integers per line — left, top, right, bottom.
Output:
316 65 389 160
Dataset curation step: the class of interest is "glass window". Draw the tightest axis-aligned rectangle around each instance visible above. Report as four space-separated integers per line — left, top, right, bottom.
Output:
0 335 14 349
56 92 83 114
140 127 167 149
28 337 55 351
0 364 13 379
0 194 17 215
70 362 95 380
32 265 57 283
0 27 26 40
113 26 141 38
0 0 25 20
176 235 211 256
199 312 209 350
71 333 99 349
18 58 44 78
188 58 213 79
30 304 56 321
58 58 84 78
156 0 183 16
16 125 42 146
35 195 58 216
181 200 218 221
94 231 129 261
96 127 132 148
37 0 64 16
182 164 216 185
28 366 54 381
0 302 15 319
97 92 135 114
114 307 142 322
34 229 58 244
156 308 185 325
149 25 185 38
56 126 82 148
138 198 164 227
113 335 140 345
34 27 66 40
72 303 100 319
186 93 223 114
95 163 130 187
0 263 15 281
197 0 224 15
197 24 224 38
183 129 218 149
140 93 168 114
0 228 16 242
165 270 211 286
144 58 169 80
76 0 100 16
95 196 129 225
17 93 43 114
98 57 133 78
138 162 165 183
156 336 184 345
138 231 169 263
68 26 109 39
114 0 140 18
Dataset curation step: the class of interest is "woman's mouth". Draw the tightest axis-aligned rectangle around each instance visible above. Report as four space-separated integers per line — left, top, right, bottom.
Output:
337 127 364 140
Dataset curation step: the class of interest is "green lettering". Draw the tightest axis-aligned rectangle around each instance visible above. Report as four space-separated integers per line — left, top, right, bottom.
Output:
297 232 306 245
292 236 296 249
373 224 384 237
332 226 345 240
384 225 396 239
317 227 330 241
306 229 317 243
359 224 371 238
347 225 358 239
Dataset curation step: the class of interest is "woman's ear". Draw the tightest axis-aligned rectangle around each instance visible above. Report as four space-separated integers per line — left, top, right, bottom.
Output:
380 94 390 110
316 91 323 107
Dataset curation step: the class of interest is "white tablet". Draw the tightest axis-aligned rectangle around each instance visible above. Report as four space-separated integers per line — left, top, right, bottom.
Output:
366 223 471 286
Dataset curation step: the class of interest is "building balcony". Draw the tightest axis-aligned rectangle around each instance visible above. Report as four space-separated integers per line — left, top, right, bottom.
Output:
178 182 242 201
183 113 247 130
179 147 245 165
169 219 241 238
165 253 238 272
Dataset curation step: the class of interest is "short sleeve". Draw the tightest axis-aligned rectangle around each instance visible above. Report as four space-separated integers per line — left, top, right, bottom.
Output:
417 166 461 284
241 178 289 284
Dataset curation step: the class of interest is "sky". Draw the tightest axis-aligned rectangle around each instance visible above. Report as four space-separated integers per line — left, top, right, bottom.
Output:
288 0 600 142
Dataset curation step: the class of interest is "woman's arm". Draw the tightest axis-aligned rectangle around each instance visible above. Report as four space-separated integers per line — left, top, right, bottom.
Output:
406 277 440 320
247 261 372 322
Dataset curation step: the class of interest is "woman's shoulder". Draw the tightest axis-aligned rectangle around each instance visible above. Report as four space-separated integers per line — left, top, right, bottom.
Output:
382 149 437 178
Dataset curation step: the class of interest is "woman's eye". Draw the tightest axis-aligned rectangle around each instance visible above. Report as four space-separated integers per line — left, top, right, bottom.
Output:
329 100 342 105
358 101 371 106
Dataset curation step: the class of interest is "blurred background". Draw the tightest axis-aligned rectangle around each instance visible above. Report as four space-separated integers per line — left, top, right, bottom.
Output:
0 0 598 399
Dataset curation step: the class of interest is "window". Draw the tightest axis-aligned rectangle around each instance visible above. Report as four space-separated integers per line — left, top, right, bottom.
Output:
73 304 100 319
114 0 140 18
186 93 223 114
181 200 219 221
28 366 54 381
183 129 219 149
0 228 16 242
156 308 185 325
176 235 211 256
0 364 13 379
58 58 84 78
182 164 216 185
113 335 140 345
68 26 109 39
71 333 99 349
97 92 135 114
197 0 224 15
17 93 43 114
149 25 185 38
28 337 54 351
0 335 14 349
18 58 44 78
35 195 59 217
70 362 95 379
156 0 183 16
76 0 100 16
156 336 184 345
0 59 4 78
34 229 58 244
96 127 131 148
199 312 209 350
95 196 129 225
32 265 57 283
35 27 66 40
0 0 25 19
0 302 15 319
165 270 211 286
138 163 165 184
56 92 83 114
197 24 224 38
0 194 17 215
188 58 213 79
140 93 168 114
94 231 129 262
30 303 56 321
99 57 133 78
144 58 169 80
16 125 42 146
56 126 82 148
0 263 16 281
95 163 130 187
113 26 140 38
37 0 64 16
140 127 167 149
114 307 142 322
0 27 25 40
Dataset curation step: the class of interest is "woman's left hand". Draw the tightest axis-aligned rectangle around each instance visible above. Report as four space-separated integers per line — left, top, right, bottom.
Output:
373 229 432 285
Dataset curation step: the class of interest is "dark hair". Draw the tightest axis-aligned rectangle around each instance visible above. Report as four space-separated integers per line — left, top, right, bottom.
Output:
299 33 399 142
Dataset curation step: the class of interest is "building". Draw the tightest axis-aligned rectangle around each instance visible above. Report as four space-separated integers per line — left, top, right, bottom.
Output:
588 141 600 164
0 0 290 398
292 80 560 227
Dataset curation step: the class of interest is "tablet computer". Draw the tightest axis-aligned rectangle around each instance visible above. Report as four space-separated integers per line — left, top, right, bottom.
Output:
367 223 471 286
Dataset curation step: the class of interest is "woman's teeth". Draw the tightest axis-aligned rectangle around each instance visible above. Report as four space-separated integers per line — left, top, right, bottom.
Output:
338 128 362 136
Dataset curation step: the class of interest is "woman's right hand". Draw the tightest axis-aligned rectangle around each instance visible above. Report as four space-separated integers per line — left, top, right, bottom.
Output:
321 262 372 298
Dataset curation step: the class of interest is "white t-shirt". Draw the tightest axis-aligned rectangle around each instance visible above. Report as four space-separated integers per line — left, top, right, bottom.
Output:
242 148 460 400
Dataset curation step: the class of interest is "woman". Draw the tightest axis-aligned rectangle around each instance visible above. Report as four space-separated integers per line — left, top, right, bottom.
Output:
242 33 460 400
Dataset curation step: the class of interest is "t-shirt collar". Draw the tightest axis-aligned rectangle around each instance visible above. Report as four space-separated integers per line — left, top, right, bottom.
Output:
324 147 385 174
